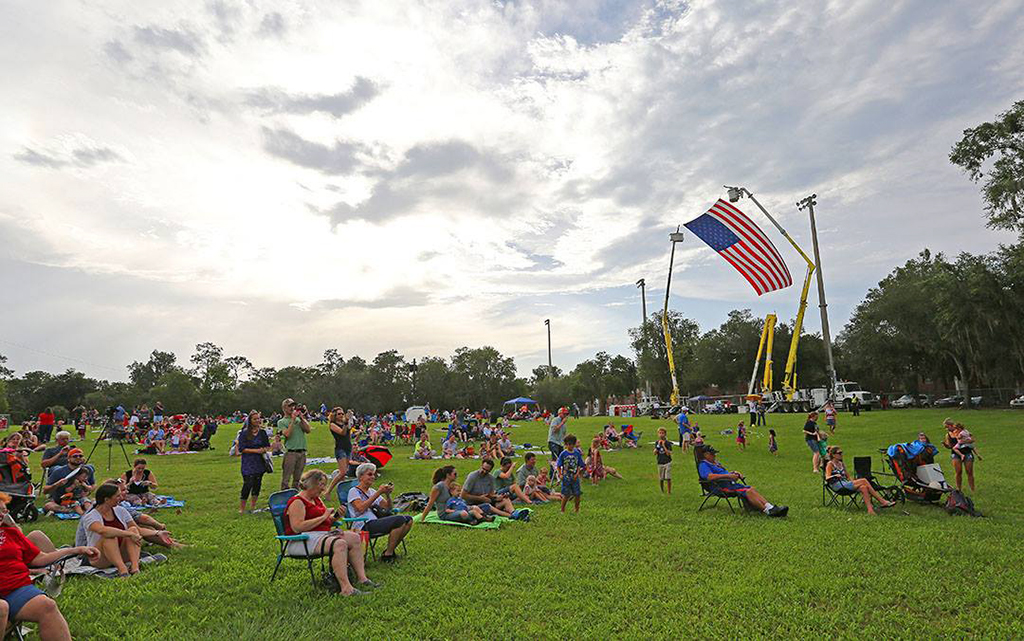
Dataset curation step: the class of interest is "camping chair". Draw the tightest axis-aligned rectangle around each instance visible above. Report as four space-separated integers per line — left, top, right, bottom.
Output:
821 464 859 509
336 479 407 562
5 552 80 641
854 456 905 505
268 489 335 587
694 454 748 513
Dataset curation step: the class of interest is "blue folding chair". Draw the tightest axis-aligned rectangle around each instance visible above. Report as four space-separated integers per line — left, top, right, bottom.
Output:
336 479 406 561
269 489 323 586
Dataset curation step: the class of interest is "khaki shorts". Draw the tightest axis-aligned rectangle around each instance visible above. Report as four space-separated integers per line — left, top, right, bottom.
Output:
658 463 672 480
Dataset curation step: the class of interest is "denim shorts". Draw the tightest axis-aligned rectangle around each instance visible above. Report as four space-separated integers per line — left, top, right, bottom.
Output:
830 480 856 492
561 477 582 497
1 584 45 619
806 439 819 452
335 448 351 460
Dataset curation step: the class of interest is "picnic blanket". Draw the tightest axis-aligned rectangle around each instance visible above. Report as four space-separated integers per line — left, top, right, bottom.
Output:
54 496 185 520
61 552 167 577
419 509 531 529
306 457 337 465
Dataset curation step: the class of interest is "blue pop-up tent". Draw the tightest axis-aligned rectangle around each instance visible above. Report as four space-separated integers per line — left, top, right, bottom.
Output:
503 397 538 407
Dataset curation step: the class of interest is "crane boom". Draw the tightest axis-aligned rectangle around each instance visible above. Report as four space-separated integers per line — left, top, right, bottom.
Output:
781 262 815 400
747 313 777 397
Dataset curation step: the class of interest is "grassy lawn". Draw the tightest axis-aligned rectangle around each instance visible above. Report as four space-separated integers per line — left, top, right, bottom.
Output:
17 409 1024 639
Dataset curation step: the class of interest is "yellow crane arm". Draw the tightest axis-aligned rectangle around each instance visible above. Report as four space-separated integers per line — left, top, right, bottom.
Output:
762 314 776 393
782 262 815 399
747 314 776 397
662 311 680 406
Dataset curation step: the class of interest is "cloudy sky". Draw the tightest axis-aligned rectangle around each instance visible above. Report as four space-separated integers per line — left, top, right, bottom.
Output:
1 0 1021 381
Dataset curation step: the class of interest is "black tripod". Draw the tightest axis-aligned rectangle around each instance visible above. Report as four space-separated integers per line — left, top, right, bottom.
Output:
85 419 132 471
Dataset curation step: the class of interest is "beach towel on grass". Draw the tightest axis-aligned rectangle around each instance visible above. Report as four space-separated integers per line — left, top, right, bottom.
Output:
420 507 532 529
61 552 167 577
54 496 185 519
306 457 336 465
420 513 507 529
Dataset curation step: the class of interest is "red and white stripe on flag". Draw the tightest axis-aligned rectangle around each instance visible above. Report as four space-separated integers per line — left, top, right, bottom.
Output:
684 199 793 296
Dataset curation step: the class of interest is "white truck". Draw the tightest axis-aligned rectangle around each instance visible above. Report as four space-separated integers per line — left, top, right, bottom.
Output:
765 381 877 413
810 381 877 411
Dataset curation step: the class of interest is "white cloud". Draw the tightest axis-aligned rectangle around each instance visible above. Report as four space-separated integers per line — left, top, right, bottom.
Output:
0 0 1020 379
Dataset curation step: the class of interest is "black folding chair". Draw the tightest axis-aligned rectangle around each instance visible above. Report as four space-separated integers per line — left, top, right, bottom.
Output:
821 464 860 509
854 456 905 504
695 454 748 513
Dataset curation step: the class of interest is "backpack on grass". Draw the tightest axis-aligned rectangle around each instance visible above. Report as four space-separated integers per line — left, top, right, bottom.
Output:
393 492 429 513
944 489 982 517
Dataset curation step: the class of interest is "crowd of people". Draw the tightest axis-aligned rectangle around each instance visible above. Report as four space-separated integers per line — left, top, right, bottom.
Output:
0 393 989 636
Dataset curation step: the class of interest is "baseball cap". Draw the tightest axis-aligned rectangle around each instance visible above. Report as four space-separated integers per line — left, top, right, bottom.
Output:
67 448 84 457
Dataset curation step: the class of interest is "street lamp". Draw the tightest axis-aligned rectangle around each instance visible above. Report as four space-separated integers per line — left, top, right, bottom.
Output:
544 319 552 376
662 227 685 406
797 193 837 393
635 278 647 325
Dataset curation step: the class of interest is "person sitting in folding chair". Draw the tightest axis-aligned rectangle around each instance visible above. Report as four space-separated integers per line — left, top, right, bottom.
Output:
347 464 413 563
285 470 378 596
824 447 896 515
0 491 100 641
695 446 788 517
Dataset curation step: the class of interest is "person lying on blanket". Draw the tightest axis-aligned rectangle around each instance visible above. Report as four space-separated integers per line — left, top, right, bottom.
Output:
695 446 788 517
0 492 100 640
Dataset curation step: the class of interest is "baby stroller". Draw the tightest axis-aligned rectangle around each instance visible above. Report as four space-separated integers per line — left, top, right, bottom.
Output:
0 450 38 522
882 441 951 503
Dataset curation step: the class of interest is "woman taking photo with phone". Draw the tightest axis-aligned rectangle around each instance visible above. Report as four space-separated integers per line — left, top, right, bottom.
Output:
285 470 378 596
347 463 413 562
325 407 353 498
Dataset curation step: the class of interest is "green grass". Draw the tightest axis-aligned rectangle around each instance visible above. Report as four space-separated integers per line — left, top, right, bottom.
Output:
17 409 1024 639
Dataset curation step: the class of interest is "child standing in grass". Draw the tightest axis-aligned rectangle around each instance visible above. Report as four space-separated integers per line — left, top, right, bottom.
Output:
556 434 585 513
768 429 778 456
736 421 747 451
654 427 672 494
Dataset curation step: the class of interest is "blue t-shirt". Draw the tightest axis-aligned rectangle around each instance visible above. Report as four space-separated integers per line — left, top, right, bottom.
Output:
697 460 728 480
445 497 469 513
114 406 126 421
556 449 585 477
677 413 691 433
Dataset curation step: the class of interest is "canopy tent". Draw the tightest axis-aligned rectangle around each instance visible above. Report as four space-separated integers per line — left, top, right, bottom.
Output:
502 397 538 407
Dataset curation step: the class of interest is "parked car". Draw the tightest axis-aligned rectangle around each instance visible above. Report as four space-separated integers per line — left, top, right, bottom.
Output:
1010 395 1024 408
891 394 930 408
934 395 982 408
651 403 684 419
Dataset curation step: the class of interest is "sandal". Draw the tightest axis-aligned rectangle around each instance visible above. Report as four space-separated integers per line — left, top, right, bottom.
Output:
379 553 397 563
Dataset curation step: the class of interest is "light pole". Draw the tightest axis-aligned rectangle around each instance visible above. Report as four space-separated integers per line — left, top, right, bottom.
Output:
663 227 685 406
635 278 647 325
797 193 837 393
544 319 552 376
636 278 649 397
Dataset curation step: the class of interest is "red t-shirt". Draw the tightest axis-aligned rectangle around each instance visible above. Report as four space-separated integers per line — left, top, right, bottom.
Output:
284 495 331 535
0 527 41 595
38 412 55 427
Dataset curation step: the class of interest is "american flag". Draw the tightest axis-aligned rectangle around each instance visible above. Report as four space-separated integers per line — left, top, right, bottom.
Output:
684 199 792 296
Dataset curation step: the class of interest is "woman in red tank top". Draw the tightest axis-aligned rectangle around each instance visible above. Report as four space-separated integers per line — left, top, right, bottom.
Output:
284 470 378 596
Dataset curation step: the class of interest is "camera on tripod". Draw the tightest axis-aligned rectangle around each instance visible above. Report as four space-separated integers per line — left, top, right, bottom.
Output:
101 406 129 441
